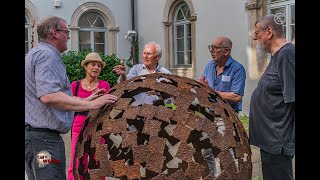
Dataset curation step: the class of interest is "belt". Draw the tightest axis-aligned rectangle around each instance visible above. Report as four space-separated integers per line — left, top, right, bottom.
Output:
25 124 60 134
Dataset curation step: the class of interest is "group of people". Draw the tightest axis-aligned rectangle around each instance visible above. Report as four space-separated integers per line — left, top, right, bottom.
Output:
25 14 294 180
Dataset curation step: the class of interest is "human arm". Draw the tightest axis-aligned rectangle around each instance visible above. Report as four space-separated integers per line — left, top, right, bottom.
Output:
215 91 242 103
40 91 117 112
197 75 241 103
218 65 246 104
279 47 295 103
113 59 127 82
197 61 213 87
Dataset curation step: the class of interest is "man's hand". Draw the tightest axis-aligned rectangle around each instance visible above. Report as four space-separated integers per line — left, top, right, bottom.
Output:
113 59 126 75
197 76 209 86
90 94 118 110
85 88 107 101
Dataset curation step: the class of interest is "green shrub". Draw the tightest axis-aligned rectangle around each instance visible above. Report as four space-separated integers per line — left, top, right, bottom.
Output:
62 50 121 87
239 113 249 132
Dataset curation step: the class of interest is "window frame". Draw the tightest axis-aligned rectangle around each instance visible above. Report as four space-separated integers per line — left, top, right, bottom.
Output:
25 15 31 55
78 13 107 53
268 0 295 42
173 3 192 68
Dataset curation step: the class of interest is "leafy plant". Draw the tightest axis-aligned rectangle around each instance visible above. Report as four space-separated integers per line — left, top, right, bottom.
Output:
239 113 249 132
62 50 121 87
253 175 262 180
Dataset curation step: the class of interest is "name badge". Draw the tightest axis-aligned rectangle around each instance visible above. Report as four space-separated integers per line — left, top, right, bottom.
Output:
222 75 231 82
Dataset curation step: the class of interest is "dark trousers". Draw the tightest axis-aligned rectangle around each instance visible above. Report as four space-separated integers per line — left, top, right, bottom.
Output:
260 149 294 180
25 130 66 180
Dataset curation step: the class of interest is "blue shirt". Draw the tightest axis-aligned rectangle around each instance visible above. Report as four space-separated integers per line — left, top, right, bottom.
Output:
127 63 171 80
25 42 73 134
202 56 246 111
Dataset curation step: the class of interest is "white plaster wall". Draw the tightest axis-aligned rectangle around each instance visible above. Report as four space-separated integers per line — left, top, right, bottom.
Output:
134 0 167 65
28 0 133 60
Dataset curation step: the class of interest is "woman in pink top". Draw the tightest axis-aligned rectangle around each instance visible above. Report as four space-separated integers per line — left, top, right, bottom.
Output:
68 52 110 180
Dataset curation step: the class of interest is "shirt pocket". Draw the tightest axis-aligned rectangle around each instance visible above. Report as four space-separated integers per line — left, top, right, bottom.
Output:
221 75 231 91
221 81 231 91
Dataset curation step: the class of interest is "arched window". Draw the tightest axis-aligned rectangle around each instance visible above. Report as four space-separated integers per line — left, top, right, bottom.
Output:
25 14 31 55
78 12 107 53
268 0 295 42
174 3 192 67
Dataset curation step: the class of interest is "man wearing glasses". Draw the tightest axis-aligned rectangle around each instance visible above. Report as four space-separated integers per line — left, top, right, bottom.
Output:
25 16 118 180
197 36 246 176
249 14 295 180
198 36 246 115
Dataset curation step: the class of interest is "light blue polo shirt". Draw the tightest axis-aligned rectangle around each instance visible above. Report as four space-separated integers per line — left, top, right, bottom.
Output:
127 63 171 80
202 56 246 111
25 42 73 133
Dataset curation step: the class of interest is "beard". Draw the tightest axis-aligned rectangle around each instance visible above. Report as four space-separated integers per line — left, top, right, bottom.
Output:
256 41 269 71
256 41 269 56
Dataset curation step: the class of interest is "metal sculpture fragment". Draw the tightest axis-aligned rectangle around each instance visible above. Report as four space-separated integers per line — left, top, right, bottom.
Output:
73 73 252 180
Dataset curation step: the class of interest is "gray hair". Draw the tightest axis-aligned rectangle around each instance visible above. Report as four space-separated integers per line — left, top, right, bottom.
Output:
255 14 284 38
144 41 162 58
218 36 232 49
37 16 67 42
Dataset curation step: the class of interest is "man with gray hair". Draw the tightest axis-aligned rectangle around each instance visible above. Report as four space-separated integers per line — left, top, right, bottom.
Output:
249 14 295 180
25 16 118 180
113 41 171 82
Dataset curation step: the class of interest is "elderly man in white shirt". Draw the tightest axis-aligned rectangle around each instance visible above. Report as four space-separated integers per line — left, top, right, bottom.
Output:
113 41 171 82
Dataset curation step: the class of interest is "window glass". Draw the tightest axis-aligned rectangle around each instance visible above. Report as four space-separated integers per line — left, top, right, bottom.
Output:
268 0 295 42
176 10 184 21
176 25 184 38
94 32 105 52
270 0 284 3
25 15 30 55
79 31 91 51
174 3 192 67
177 52 184 65
78 12 107 53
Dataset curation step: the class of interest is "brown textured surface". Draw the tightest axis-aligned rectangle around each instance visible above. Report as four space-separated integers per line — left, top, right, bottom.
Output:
185 161 205 180
126 164 141 180
110 159 126 177
171 123 192 143
175 142 196 163
132 145 149 163
168 169 187 180
142 119 162 137
122 131 138 148
73 73 252 180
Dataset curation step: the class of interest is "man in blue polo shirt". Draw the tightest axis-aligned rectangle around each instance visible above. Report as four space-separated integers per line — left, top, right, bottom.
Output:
199 36 246 114
197 36 246 176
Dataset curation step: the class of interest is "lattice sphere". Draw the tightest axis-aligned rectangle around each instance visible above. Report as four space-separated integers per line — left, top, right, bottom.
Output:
73 73 252 180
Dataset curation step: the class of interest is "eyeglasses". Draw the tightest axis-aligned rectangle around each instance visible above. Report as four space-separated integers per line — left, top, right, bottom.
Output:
254 27 269 36
208 45 230 51
143 52 157 56
56 29 70 36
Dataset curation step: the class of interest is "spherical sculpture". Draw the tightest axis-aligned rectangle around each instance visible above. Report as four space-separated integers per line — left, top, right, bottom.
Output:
73 73 252 180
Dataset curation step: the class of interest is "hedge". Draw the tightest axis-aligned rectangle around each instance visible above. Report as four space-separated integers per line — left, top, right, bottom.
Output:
62 50 121 87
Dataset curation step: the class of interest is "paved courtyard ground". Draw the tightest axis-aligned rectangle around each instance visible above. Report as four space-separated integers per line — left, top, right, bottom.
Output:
26 131 295 179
